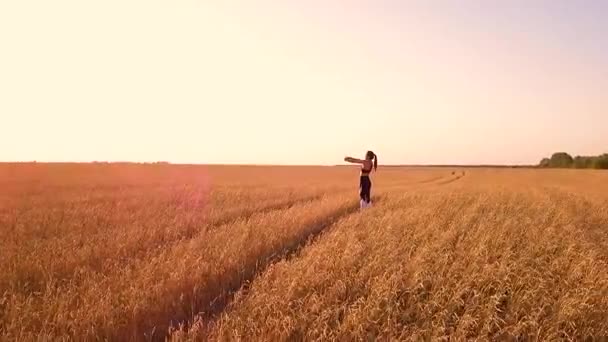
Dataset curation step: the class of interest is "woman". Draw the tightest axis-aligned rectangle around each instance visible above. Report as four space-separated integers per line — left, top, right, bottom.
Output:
344 151 378 209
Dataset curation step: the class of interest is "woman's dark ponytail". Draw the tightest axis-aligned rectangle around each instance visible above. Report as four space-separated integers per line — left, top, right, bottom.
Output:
373 152 378 171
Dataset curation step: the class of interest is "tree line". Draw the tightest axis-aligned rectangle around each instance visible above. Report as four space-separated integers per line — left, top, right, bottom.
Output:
539 152 608 169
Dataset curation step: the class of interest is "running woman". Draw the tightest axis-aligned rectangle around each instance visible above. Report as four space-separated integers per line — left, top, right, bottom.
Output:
344 151 378 209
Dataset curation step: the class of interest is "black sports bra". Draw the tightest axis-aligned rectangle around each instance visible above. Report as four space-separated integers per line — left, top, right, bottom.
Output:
361 163 373 174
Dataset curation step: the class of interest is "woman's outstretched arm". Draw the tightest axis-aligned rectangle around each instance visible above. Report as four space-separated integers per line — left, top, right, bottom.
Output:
344 156 365 164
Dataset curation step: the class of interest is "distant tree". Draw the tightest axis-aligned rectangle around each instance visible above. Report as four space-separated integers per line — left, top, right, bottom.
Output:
540 152 608 169
573 156 594 169
549 152 574 168
594 154 608 169
539 158 551 168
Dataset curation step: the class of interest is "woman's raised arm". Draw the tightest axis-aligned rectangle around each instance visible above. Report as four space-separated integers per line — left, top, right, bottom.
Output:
344 156 365 164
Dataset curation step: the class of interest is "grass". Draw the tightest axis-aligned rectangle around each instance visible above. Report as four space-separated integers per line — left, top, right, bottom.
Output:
1 163 607 341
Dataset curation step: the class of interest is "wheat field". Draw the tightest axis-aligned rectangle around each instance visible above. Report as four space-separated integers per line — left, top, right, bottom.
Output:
1 163 607 341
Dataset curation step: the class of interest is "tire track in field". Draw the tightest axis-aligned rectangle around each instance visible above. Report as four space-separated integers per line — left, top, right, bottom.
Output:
75 195 364 341
418 174 449 184
162 195 385 341
386 172 465 194
386 173 451 188
89 196 362 342
416 171 465 187
107 192 334 265
1 192 332 299
434 172 465 186
199 193 327 231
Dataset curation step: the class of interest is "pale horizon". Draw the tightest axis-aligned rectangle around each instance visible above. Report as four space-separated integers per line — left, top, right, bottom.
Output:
1 1 606 165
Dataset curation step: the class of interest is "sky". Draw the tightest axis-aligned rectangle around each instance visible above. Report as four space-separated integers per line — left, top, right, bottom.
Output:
1 0 606 165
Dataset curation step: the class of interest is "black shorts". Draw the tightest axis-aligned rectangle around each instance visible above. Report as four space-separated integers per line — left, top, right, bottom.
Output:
360 175 372 202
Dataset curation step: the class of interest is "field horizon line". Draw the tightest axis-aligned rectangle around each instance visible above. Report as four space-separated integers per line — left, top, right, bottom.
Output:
0 161 538 168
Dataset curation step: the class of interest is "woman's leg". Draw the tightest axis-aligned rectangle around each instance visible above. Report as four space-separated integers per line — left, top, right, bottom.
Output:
359 177 367 208
360 177 371 206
